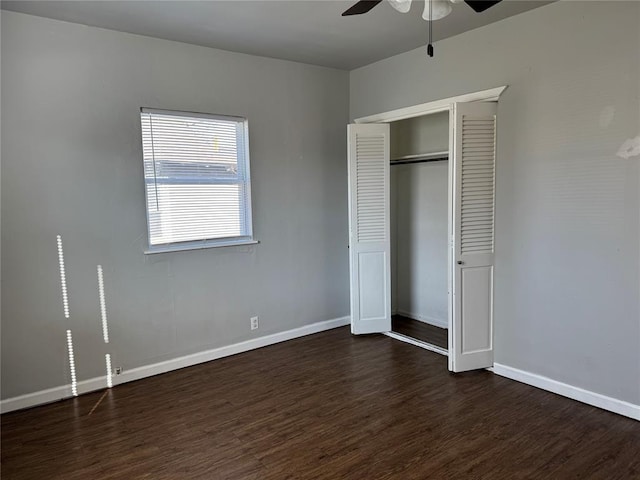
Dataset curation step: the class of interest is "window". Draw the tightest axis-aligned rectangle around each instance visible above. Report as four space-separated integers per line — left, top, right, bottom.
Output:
140 108 254 253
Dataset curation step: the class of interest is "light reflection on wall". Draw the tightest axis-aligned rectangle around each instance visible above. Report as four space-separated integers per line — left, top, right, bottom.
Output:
56 235 70 318
105 354 113 388
66 329 78 396
98 265 114 389
97 265 110 344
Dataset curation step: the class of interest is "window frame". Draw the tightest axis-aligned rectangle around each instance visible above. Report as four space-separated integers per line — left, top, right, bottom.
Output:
140 107 256 254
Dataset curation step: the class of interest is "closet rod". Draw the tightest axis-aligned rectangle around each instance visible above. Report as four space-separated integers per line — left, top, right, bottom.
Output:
390 156 448 166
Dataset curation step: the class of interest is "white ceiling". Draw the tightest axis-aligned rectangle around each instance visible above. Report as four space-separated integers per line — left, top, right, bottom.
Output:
1 0 552 69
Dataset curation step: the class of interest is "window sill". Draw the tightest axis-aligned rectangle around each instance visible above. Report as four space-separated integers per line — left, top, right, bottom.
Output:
144 239 259 255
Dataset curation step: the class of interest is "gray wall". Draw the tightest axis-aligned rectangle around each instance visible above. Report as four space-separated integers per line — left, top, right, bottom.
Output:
352 1 640 404
1 12 350 399
393 161 449 326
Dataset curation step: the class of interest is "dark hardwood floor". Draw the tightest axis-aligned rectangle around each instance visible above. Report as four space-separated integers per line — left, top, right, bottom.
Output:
392 314 448 349
2 327 639 479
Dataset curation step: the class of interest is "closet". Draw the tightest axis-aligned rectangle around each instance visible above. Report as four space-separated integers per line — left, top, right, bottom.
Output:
390 113 449 352
346 92 502 373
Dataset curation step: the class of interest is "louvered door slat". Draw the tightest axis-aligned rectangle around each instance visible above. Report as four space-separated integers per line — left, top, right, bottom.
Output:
460 114 496 255
355 134 386 242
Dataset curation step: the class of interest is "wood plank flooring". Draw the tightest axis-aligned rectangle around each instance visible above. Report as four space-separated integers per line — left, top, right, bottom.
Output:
392 314 448 349
2 326 639 479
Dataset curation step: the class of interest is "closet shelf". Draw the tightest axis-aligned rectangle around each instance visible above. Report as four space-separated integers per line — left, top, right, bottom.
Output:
390 151 449 165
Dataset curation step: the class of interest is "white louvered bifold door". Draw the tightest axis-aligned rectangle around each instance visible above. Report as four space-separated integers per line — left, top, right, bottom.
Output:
450 102 497 372
347 123 391 334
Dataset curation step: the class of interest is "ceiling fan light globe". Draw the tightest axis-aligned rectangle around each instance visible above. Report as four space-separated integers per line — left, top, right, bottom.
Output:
422 0 453 21
387 0 412 13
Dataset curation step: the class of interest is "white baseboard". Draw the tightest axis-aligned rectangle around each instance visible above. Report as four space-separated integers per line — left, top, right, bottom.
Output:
396 309 448 329
1 316 350 414
492 363 640 421
8 321 635 423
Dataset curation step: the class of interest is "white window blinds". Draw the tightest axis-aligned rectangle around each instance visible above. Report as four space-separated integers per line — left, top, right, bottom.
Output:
140 109 253 252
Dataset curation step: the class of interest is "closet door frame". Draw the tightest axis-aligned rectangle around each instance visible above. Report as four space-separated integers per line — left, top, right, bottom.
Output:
353 86 507 371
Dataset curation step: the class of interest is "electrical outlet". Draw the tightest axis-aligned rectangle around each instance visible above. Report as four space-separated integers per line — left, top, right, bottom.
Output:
250 316 259 330
115 367 123 375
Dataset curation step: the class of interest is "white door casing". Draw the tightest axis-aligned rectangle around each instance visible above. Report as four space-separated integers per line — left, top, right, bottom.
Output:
347 123 391 334
449 101 497 372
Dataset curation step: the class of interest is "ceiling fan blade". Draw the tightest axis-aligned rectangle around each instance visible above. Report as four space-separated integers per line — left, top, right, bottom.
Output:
342 0 384 16
464 0 502 13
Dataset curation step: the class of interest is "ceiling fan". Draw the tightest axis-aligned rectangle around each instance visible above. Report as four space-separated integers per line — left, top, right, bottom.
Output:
342 0 502 21
342 0 502 57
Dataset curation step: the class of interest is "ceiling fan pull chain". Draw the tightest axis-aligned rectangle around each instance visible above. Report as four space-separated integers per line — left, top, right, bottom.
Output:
427 0 434 57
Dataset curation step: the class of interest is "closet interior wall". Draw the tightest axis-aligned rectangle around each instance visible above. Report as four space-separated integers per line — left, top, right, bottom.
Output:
390 112 450 328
